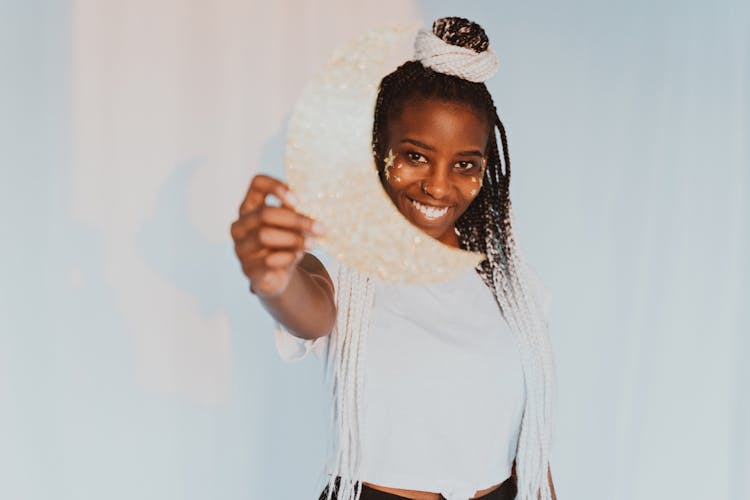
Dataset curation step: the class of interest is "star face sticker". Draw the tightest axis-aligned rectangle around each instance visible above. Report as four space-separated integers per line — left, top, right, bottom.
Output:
384 148 396 181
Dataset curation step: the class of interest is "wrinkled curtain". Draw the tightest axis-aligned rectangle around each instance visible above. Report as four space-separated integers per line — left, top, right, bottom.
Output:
1 1 746 499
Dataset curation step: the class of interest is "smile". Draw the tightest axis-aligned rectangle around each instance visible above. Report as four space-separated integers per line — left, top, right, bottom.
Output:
409 198 451 220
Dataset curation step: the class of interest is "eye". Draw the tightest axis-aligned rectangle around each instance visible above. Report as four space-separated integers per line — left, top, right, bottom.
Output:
406 151 428 164
454 160 478 172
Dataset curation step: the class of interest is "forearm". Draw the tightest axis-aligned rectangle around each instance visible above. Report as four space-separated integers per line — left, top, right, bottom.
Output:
257 265 336 340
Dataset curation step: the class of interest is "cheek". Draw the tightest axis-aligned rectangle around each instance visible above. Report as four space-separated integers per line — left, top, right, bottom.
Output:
383 155 412 186
458 173 484 199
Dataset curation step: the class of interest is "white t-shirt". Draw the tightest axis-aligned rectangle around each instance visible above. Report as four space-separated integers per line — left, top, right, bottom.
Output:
274 249 527 500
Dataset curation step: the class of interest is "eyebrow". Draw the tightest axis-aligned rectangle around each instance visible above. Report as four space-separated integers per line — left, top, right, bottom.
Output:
399 138 484 157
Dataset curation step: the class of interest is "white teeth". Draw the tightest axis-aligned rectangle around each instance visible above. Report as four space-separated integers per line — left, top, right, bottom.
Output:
411 199 449 219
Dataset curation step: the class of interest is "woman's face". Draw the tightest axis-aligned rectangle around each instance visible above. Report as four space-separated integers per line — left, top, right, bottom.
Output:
382 98 489 248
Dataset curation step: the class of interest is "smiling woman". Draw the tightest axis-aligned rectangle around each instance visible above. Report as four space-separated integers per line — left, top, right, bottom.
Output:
350 26 556 498
231 16 556 500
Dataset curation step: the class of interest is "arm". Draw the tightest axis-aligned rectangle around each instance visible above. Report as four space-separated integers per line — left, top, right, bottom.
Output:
256 252 336 340
231 174 335 340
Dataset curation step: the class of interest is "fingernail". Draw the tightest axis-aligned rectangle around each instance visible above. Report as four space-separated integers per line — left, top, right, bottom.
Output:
312 221 326 236
304 237 315 249
284 190 299 206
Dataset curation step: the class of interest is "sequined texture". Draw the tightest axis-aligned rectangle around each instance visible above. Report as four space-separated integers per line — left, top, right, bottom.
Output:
285 25 485 285
383 148 396 181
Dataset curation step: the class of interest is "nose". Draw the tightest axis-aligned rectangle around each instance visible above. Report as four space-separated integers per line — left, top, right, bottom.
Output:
421 166 451 200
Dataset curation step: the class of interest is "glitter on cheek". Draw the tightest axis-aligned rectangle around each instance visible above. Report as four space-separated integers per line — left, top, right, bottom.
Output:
465 173 482 198
387 154 410 184
383 148 396 180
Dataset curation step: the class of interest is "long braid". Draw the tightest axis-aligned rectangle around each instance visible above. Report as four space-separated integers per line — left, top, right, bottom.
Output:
495 99 555 498
321 266 373 500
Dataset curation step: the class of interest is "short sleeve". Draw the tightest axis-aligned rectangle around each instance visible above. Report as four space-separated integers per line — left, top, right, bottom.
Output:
271 244 337 363
273 321 329 362
307 244 340 278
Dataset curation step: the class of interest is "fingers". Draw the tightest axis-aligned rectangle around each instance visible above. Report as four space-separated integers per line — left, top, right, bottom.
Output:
232 173 325 289
263 250 304 269
240 248 302 273
258 205 324 236
257 226 312 250
239 174 298 216
231 205 324 245
234 226 311 261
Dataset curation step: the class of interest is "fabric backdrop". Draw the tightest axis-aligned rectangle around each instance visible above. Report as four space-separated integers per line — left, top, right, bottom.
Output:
1 1 747 499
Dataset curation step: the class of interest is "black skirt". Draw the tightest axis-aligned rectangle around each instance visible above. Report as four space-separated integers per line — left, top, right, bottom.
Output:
318 475 517 500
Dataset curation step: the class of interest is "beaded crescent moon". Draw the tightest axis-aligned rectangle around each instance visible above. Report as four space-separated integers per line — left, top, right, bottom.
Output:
284 24 485 284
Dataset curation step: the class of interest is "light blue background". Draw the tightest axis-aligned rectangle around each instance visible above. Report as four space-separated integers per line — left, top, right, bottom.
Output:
1 1 748 499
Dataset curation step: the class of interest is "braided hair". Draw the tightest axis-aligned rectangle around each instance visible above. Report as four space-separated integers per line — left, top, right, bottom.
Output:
321 18 555 500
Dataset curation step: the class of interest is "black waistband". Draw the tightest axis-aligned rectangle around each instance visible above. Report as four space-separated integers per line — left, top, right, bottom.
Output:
319 475 517 500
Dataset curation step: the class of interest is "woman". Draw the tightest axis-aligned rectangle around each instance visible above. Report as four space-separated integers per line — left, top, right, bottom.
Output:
231 17 557 500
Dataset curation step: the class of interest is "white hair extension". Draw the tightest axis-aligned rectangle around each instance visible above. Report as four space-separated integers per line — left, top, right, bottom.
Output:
489 264 537 497
320 264 374 500
414 29 499 83
491 202 556 500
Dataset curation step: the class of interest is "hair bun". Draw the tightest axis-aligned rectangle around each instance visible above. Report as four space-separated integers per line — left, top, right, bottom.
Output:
413 17 499 83
432 17 489 53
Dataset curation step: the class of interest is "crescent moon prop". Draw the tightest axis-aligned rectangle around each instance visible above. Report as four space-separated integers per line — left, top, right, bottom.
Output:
285 24 486 284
